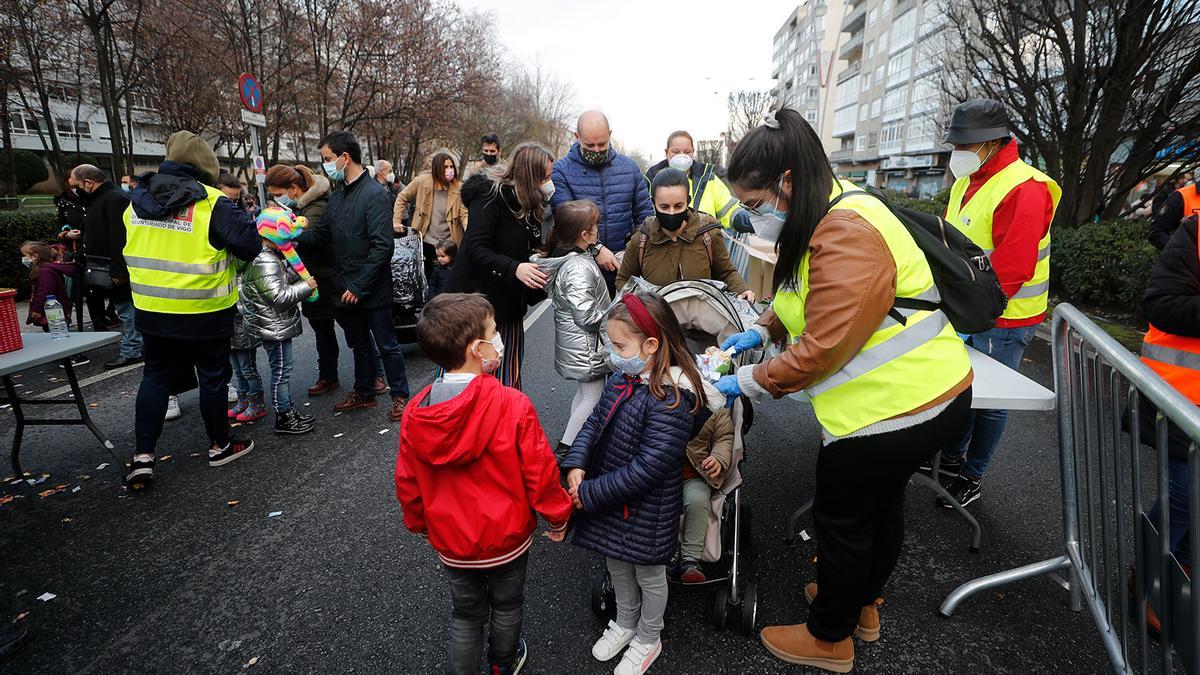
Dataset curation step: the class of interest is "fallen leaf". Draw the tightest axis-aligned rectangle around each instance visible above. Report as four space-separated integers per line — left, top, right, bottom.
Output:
78 475 90 480
54 484 68 489
88 403 98 408
0 495 15 505
245 656 259 667
15 612 28 621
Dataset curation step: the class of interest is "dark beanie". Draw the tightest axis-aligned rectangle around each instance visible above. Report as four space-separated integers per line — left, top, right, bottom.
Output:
164 131 220 185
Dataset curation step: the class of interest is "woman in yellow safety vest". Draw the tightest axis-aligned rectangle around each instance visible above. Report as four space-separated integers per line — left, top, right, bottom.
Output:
713 108 974 673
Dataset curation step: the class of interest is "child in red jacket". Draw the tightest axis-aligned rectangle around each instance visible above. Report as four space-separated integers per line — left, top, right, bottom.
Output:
395 292 572 675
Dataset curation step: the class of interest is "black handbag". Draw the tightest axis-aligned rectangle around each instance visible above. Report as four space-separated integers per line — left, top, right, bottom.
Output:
85 255 114 290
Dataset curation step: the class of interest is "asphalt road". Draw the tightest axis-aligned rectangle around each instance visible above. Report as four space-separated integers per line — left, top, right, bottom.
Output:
0 306 1114 674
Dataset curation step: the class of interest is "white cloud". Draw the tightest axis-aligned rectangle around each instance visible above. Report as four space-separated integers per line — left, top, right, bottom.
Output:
457 0 792 160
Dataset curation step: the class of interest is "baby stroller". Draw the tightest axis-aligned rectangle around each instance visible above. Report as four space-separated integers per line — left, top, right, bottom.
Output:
590 277 763 635
391 232 426 343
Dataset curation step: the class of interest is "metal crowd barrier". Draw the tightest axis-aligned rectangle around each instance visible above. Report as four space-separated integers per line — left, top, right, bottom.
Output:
940 304 1198 674
725 230 751 282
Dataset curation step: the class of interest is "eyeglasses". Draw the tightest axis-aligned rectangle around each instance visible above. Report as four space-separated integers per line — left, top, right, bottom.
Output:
739 173 787 216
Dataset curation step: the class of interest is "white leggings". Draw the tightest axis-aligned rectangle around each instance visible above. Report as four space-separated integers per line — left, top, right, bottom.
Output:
561 378 605 447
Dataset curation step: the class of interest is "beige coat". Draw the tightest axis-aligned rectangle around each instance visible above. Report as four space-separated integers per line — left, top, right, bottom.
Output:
393 173 466 244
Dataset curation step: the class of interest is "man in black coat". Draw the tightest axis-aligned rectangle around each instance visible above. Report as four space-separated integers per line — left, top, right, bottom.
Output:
70 164 142 368
301 131 411 421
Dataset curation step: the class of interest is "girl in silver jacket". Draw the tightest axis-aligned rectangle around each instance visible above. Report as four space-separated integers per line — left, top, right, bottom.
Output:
238 226 318 435
537 200 612 458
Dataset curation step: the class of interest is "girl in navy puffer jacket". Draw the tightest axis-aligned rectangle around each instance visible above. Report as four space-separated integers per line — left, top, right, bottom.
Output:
562 291 715 675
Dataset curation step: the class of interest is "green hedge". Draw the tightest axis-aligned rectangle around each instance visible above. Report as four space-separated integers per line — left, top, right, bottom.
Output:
0 210 60 297
882 188 950 216
1050 219 1156 312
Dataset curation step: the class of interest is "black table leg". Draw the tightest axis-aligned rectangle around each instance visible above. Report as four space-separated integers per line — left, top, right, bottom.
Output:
3 375 25 480
61 360 123 468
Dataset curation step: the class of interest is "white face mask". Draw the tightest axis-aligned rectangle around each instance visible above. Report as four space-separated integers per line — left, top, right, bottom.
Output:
474 333 505 374
386 173 395 183
948 149 983 179
668 154 694 172
541 180 556 200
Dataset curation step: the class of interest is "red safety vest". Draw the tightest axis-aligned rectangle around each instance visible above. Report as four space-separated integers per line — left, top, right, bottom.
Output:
1176 184 1200 221
1141 233 1200 404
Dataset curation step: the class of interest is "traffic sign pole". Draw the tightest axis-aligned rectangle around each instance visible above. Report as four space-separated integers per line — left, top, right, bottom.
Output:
239 73 268 209
249 126 266 210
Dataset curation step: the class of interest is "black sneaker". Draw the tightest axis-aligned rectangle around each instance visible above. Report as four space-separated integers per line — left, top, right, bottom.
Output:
103 355 143 370
918 454 962 482
488 638 527 675
275 410 315 435
938 474 982 510
209 439 254 467
125 457 155 486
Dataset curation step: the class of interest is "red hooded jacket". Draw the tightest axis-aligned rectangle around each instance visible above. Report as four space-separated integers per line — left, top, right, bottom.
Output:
395 374 572 569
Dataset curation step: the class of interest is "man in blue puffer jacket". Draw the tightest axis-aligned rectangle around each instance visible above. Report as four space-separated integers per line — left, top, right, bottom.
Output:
552 110 654 292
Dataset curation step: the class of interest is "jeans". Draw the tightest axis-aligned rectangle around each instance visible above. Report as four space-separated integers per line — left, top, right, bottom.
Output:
113 298 143 360
135 334 231 455
809 389 971 642
561 378 605 448
229 348 262 397
445 552 529 674
681 477 712 561
607 558 668 644
1147 457 1193 566
261 339 294 413
944 325 1037 479
336 305 409 398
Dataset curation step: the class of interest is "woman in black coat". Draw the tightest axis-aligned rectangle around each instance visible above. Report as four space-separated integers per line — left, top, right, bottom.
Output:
446 142 555 390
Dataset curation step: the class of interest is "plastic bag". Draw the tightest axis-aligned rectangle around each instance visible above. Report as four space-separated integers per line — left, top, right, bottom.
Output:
695 346 735 382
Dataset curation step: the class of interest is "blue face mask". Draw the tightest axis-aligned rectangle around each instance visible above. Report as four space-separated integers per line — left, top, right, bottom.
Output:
323 156 345 182
608 344 648 377
120 184 131 193
275 195 295 208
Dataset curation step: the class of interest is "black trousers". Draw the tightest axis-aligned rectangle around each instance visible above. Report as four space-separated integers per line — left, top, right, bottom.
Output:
135 334 232 455
445 552 529 674
808 388 972 641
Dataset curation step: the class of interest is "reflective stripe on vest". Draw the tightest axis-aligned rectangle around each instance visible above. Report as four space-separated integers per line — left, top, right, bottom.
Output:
123 184 237 315
946 159 1060 321
771 179 973 437
691 165 713 211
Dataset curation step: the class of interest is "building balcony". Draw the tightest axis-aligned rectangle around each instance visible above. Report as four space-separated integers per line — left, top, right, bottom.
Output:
841 3 866 33
832 122 857 138
830 149 854 163
837 63 862 84
839 31 863 60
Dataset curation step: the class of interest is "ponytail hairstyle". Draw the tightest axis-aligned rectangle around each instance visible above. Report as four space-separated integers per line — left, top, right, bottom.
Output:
606 291 707 414
264 164 315 192
726 107 834 292
546 199 599 254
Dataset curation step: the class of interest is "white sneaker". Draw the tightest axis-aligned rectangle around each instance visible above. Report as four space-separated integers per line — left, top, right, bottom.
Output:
613 638 661 675
591 620 636 662
164 395 181 421
227 385 238 403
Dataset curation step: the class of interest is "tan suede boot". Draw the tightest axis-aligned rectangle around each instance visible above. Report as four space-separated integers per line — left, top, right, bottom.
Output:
804 583 882 642
760 623 854 673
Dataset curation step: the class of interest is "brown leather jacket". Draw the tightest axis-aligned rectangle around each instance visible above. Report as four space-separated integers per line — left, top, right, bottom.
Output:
615 209 749 294
749 209 972 415
393 173 466 243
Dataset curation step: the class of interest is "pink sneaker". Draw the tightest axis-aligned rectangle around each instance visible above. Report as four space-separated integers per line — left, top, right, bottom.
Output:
236 393 267 422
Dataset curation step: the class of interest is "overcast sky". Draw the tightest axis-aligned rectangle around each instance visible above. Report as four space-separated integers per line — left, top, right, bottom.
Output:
456 0 794 161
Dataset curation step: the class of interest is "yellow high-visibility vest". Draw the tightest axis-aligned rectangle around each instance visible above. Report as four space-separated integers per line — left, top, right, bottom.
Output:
123 185 237 314
771 179 972 437
945 159 1060 321
647 163 745 230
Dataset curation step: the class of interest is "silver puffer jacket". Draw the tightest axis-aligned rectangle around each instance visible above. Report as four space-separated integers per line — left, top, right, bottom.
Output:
537 249 611 381
238 247 313 341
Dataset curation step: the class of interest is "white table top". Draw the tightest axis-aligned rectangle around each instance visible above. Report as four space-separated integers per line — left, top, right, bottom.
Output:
787 346 1055 411
0 332 121 377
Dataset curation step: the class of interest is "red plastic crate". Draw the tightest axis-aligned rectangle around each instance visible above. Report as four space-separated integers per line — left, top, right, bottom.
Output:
0 288 22 354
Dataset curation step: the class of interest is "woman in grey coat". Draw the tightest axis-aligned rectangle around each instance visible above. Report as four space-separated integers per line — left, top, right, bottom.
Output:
537 200 612 456
239 238 318 435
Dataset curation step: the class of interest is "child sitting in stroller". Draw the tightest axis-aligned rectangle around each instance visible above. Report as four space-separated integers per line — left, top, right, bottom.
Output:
679 406 734 583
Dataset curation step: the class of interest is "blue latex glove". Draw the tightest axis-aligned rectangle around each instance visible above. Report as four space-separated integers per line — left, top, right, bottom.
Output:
721 329 763 355
956 332 970 343
715 374 741 408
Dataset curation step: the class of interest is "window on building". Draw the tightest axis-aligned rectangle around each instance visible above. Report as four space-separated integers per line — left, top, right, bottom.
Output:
838 76 859 108
874 65 885 86
880 121 904 154
808 86 819 100
868 8 877 24
883 86 908 120
54 118 90 140
910 75 938 114
47 83 80 101
834 105 856 133
871 98 881 117
809 64 818 76
862 75 871 92
908 114 937 149
856 134 867 151
868 132 878 149
881 0 891 17
866 41 874 59
892 10 916 51
878 30 888 51
804 109 818 124
859 103 869 121
887 48 911 86
9 112 43 136
125 91 156 111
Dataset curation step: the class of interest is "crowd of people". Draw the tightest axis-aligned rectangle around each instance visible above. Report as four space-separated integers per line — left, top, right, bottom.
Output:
12 97 1195 675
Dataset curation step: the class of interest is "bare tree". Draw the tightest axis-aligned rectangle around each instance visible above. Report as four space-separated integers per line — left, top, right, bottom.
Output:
696 139 724 167
942 0 1200 228
727 89 774 143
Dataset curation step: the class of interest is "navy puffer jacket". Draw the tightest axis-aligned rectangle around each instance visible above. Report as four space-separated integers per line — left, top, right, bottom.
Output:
562 371 714 565
551 143 654 253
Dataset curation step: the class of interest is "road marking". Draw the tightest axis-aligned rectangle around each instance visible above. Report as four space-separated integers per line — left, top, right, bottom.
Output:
523 299 551 330
36 362 145 399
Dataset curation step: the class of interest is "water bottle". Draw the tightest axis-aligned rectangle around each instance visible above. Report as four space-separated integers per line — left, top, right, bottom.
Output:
45 295 69 340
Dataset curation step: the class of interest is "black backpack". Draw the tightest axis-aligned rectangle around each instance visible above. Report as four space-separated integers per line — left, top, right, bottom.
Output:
827 187 1006 334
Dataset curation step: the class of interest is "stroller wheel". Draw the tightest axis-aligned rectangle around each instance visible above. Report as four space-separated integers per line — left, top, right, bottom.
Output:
739 582 759 635
590 569 616 620
712 584 731 629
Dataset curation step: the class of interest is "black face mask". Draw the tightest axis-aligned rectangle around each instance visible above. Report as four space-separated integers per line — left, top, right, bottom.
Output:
656 209 688 232
482 153 499 165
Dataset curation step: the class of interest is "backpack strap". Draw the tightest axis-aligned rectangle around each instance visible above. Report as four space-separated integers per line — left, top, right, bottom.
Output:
696 222 722 267
638 227 650 268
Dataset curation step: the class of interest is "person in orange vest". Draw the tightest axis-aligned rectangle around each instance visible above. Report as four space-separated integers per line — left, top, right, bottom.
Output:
933 99 1060 509
1138 207 1197 586
1149 175 1200 251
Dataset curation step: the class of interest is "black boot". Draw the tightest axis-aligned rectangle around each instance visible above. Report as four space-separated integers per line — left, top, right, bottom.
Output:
275 410 315 435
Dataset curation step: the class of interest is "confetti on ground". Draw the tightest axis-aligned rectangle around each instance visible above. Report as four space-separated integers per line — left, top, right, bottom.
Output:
36 593 56 602
333 433 344 438
303 402 311 407
378 428 389 434
62 518 72 523
15 612 27 620
9 480 22 486
71 486 81 493
191 453 201 458
799 530 811 542
244 656 259 668
0 495 15 505
333 412 342 417
38 487 66 498
227 500 240 507
0 404 9 410
267 511 283 518
88 403 98 408
160 455 173 461
96 463 109 470
231 422 242 427
78 475 90 480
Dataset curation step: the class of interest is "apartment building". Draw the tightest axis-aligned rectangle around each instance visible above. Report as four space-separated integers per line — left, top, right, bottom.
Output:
828 0 952 196
770 0 846 155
